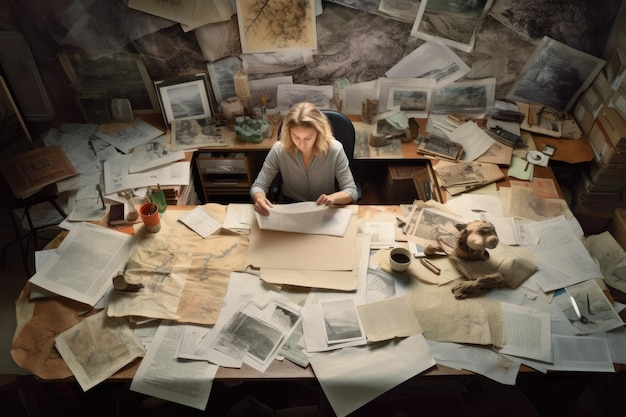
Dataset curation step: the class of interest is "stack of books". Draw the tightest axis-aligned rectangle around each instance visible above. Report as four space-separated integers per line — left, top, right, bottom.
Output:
571 106 626 223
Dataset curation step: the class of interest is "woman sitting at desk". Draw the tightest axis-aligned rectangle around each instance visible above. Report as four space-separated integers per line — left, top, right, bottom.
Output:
250 102 358 216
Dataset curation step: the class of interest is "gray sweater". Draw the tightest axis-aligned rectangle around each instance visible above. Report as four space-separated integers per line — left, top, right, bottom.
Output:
250 140 358 202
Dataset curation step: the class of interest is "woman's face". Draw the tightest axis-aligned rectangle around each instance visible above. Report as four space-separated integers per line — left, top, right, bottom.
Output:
290 125 317 154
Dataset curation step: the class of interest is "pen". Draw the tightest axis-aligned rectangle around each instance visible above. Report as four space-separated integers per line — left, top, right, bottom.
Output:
96 184 106 210
148 203 158 215
420 258 440 275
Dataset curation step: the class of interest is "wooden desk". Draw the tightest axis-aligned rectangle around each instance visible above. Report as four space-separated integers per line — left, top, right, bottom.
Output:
13 201 624 388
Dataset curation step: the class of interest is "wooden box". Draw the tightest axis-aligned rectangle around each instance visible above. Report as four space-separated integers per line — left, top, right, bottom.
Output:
383 164 420 204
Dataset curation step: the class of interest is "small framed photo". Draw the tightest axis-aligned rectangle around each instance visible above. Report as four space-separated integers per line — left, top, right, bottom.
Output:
154 73 213 126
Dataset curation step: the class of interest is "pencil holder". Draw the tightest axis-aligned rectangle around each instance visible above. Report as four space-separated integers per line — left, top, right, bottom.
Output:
139 202 161 233
150 190 167 214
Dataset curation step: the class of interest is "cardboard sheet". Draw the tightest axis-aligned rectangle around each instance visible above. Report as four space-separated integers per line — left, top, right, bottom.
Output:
245 206 358 271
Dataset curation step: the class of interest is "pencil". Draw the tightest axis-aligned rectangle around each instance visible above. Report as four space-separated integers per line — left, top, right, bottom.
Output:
420 258 441 275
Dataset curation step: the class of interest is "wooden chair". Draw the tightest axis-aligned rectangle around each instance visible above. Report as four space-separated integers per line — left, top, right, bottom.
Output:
0 173 66 276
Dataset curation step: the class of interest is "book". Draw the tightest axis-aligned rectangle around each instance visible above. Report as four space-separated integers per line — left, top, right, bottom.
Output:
417 134 463 161
0 145 79 199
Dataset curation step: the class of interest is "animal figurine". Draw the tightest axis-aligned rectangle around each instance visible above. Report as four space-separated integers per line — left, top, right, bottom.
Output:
425 220 536 299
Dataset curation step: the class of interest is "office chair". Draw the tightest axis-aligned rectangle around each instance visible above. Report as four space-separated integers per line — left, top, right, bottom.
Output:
269 109 362 202
0 173 67 277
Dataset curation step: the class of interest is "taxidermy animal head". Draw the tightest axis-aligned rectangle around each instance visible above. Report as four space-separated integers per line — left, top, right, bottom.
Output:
453 220 499 262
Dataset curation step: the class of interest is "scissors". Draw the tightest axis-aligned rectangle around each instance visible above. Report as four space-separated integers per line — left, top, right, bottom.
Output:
569 295 593 324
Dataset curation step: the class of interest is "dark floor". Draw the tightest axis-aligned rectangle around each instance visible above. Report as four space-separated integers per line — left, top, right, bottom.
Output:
1 183 626 416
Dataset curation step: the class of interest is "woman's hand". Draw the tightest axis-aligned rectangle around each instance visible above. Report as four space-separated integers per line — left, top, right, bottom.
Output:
254 196 273 216
317 191 353 207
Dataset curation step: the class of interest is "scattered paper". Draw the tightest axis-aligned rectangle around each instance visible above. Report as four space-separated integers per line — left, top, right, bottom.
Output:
178 206 222 238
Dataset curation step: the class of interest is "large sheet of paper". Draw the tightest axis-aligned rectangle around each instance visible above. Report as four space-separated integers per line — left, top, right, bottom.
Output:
29 222 135 306
255 202 352 237
246 205 359 271
107 205 248 325
309 335 435 417
525 216 603 292
408 281 506 347
131 321 217 410
259 233 369 291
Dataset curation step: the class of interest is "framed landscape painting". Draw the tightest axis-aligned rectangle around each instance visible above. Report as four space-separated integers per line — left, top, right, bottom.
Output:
154 73 213 126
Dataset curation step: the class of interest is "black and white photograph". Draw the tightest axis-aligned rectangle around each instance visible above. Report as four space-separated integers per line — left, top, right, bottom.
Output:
411 0 494 53
417 134 463 161
215 310 285 365
320 298 365 344
170 117 231 151
506 36 606 113
206 56 243 105
269 303 301 332
387 87 430 117
276 84 333 110
431 78 495 115
155 73 213 125
410 207 464 248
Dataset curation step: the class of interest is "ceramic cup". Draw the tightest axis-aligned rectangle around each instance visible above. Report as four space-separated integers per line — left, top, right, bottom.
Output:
389 247 412 272
139 202 161 233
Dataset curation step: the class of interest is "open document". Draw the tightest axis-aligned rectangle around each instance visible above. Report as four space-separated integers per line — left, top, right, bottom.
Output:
54 310 145 392
255 202 352 237
131 321 217 411
29 222 136 306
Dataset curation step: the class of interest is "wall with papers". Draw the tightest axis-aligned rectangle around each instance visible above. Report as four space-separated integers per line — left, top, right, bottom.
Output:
4 0 623 123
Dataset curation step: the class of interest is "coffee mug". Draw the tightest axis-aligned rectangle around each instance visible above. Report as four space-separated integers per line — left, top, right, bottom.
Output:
389 247 412 272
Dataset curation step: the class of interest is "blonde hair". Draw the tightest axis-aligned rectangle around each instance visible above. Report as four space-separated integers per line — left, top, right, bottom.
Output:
279 102 333 155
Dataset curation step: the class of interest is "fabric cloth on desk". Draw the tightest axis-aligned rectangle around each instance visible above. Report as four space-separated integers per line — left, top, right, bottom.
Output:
11 289 96 379
370 249 505 347
107 204 249 325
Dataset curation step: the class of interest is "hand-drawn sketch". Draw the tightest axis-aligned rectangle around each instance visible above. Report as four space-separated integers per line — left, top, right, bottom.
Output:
236 0 317 53
506 36 606 113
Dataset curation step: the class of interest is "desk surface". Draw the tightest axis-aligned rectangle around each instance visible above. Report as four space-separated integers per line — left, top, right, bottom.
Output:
14 204 494 382
17 201 622 383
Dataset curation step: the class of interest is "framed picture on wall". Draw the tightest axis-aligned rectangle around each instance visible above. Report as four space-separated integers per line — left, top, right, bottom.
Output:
58 51 160 114
154 73 213 126
507 36 606 113
0 31 55 122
